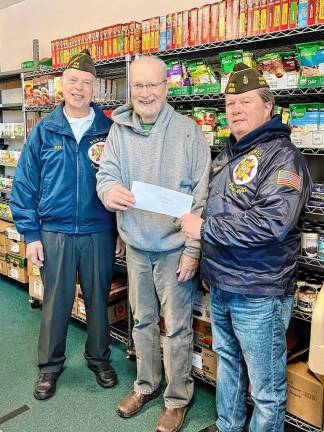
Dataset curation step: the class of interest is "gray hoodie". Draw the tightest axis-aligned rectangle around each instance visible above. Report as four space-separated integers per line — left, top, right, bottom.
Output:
96 102 211 258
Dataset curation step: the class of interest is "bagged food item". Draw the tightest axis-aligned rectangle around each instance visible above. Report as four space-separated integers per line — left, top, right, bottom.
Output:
297 42 324 88
193 107 217 146
216 112 231 145
166 59 191 96
290 103 320 148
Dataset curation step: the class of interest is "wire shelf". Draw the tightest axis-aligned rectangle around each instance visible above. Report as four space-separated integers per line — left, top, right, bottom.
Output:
298 256 324 269
305 205 324 215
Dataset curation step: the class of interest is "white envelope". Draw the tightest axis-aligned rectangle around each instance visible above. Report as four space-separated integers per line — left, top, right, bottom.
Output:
131 181 193 218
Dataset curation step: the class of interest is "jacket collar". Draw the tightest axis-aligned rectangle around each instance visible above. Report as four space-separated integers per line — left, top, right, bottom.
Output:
43 102 111 138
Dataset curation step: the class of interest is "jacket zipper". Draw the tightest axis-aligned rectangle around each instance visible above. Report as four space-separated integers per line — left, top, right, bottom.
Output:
76 140 80 233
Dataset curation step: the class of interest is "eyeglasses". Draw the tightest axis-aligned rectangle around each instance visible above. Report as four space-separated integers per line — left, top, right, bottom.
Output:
130 80 167 92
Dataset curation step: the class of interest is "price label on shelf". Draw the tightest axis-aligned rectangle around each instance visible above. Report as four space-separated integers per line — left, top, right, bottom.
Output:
10 267 19 279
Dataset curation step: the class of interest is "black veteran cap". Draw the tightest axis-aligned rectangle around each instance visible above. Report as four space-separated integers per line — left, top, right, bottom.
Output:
225 63 269 94
65 49 96 77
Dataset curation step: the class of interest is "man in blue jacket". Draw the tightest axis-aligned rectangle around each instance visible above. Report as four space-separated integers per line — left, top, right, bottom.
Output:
10 49 121 400
180 63 312 432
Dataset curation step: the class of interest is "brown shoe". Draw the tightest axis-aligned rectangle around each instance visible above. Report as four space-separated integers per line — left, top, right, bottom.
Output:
116 385 162 418
156 406 188 432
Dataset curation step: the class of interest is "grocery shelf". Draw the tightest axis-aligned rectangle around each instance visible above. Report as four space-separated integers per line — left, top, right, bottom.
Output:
24 99 125 112
285 413 321 432
153 24 324 58
0 68 33 82
71 312 128 345
0 103 23 111
167 87 324 105
298 256 324 269
22 56 127 79
0 188 12 194
305 205 324 216
300 148 324 155
292 307 312 323
192 367 216 386
0 162 17 168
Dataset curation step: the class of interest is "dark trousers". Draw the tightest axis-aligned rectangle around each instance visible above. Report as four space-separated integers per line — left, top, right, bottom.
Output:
38 231 116 373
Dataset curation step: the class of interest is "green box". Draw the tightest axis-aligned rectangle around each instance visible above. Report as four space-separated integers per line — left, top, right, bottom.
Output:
5 253 27 269
21 60 33 69
168 86 191 96
191 83 221 95
297 75 324 88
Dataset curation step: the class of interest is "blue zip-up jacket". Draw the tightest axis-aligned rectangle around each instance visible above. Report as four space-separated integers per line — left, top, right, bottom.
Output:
200 115 312 296
10 102 116 243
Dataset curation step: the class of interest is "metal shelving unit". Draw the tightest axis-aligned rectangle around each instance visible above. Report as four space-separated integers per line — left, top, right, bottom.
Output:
292 307 313 323
0 103 22 110
298 256 324 269
23 99 126 113
305 205 324 216
299 148 324 155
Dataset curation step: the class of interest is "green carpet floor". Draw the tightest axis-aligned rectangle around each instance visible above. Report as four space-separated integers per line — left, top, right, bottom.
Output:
0 277 299 432
0 277 215 432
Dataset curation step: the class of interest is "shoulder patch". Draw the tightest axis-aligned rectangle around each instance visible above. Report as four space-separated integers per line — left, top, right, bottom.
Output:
277 170 301 191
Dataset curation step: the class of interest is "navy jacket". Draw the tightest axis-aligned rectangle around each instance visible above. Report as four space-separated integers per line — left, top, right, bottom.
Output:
10 103 116 243
201 115 312 296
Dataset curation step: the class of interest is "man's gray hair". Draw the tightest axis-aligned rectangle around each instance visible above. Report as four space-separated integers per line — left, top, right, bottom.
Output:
130 55 167 80
257 87 275 116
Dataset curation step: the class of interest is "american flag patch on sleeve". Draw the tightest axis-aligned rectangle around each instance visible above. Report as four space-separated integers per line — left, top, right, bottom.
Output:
277 170 301 191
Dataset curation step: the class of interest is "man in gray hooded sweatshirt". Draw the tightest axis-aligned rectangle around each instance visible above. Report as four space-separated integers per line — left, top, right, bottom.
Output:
96 56 211 432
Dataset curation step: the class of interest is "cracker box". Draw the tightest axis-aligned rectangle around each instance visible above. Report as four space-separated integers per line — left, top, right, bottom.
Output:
267 0 275 31
273 0 282 31
218 0 226 40
192 346 217 380
171 13 177 49
239 0 248 37
159 16 167 51
176 12 183 48
202 4 211 44
210 2 220 41
307 0 319 25
281 0 289 29
182 10 189 47
166 14 173 50
232 0 240 39
319 0 324 23
226 0 233 39
252 0 261 35
288 0 298 28
297 0 308 27
197 7 203 44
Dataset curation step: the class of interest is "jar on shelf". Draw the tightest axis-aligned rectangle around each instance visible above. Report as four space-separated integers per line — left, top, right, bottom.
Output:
318 229 324 262
296 285 318 313
301 225 318 258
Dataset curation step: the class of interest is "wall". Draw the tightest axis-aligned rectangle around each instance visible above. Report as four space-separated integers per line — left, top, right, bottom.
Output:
0 0 209 71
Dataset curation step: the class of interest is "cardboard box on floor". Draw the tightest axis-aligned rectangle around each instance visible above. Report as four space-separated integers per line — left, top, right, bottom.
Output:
7 262 28 283
0 259 7 276
193 317 213 350
0 221 14 254
27 260 41 279
29 276 44 301
287 348 324 429
192 345 217 380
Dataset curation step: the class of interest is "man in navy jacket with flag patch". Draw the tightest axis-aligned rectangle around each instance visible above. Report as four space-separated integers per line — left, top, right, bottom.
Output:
180 63 312 432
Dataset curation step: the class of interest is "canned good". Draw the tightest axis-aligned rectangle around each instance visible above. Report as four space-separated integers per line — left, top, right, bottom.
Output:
297 285 317 313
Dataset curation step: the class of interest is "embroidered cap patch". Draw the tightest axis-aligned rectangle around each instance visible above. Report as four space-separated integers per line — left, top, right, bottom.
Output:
277 170 301 191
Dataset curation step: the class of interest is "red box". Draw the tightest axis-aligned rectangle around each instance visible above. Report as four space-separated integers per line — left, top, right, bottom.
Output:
176 12 183 48
202 4 211 44
210 2 220 41
247 0 254 36
307 0 318 25
219 0 226 40
182 10 189 47
189 8 198 45
232 0 240 38
197 7 203 45
226 0 233 39
267 0 275 31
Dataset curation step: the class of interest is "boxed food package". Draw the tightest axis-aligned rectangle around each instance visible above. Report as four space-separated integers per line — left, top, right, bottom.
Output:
197 7 203 45
239 0 248 37
297 0 309 27
193 318 213 350
171 13 177 49
159 16 167 51
216 112 231 145
54 77 63 105
273 0 282 31
290 103 321 148
27 260 41 279
0 260 7 276
189 8 198 46
29 276 44 301
193 289 211 321
5 238 26 258
252 0 261 36
166 14 173 50
256 52 298 89
287 357 324 428
307 0 319 25
176 12 183 49
182 10 189 47
210 2 220 42
281 0 290 30
226 0 234 39
267 0 275 32
232 0 240 38
288 0 298 28
192 346 217 380
7 263 28 283
24 80 34 108
108 298 127 324
319 0 324 23
202 4 211 44
297 42 324 88
218 0 226 40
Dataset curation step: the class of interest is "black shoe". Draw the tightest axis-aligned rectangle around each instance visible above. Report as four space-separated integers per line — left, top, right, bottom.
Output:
87 363 118 388
33 372 61 401
198 426 219 432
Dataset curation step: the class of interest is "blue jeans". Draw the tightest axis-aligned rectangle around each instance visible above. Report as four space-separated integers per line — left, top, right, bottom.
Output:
210 288 294 432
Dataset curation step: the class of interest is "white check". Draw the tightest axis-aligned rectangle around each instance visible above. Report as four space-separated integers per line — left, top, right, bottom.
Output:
131 181 193 218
